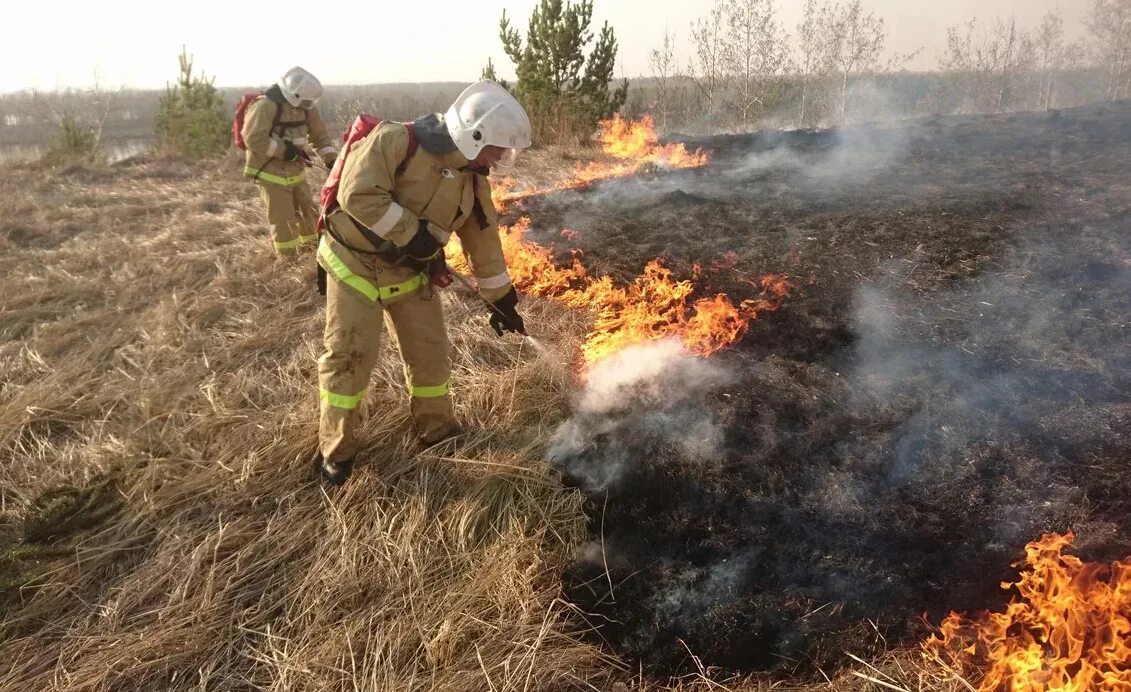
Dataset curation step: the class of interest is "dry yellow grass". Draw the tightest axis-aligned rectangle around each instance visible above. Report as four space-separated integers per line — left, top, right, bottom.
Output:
0 150 968 691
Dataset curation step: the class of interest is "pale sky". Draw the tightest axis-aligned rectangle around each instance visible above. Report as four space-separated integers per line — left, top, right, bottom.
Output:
0 0 1089 94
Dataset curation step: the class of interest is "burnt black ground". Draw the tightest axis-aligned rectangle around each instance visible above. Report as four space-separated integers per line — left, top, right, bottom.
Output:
507 102 1131 675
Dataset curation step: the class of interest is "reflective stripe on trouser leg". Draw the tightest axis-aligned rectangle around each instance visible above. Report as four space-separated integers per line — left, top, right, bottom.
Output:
384 288 456 443
257 182 301 253
318 276 385 462
292 179 319 245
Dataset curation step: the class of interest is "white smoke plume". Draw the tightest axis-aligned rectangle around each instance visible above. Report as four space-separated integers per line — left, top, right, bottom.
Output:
727 119 913 184
546 340 732 491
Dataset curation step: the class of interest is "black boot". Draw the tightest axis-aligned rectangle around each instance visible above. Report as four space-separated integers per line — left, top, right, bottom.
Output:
311 451 354 486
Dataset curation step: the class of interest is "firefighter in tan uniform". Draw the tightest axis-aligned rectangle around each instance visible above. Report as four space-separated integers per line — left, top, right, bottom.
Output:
312 81 530 484
241 67 337 254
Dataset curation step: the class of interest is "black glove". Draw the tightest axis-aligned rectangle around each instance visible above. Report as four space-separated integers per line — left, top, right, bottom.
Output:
488 288 525 336
402 219 443 269
427 255 452 287
282 139 301 161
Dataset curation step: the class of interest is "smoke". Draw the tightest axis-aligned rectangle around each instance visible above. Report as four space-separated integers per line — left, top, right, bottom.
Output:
654 550 758 623
846 226 1131 541
527 119 915 246
547 339 732 491
727 118 914 185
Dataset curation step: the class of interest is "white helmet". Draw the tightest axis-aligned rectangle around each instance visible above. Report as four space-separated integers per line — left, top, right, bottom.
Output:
445 80 532 166
277 67 323 109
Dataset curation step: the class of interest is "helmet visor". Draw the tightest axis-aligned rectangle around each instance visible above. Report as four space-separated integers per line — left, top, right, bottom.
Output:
494 147 521 170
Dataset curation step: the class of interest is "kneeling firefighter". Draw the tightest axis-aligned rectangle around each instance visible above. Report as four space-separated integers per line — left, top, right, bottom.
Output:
238 67 338 254
312 80 530 485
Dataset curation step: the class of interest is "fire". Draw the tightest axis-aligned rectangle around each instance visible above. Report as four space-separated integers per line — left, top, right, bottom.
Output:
490 175 521 211
453 114 780 365
489 114 712 213
923 531 1131 691
570 114 711 187
451 217 790 365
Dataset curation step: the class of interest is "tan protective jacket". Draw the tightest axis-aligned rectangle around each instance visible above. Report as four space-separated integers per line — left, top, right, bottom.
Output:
242 96 335 186
321 120 512 303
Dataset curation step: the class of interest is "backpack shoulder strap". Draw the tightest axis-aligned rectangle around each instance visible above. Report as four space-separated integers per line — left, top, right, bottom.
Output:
398 122 418 174
269 97 284 135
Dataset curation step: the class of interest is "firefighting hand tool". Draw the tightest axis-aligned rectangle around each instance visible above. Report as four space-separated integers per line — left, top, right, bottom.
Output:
296 144 330 171
449 271 525 335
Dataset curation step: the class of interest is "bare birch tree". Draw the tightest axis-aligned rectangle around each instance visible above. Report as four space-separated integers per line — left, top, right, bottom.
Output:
690 1 727 133
823 0 887 123
794 0 836 127
1086 0 1131 101
721 0 790 129
1032 10 1086 110
648 26 678 132
939 17 1035 113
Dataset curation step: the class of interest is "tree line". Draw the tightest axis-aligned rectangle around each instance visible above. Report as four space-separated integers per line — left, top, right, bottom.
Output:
638 0 1131 134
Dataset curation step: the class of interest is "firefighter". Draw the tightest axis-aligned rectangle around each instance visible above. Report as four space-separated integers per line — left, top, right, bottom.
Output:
312 80 530 485
241 67 337 254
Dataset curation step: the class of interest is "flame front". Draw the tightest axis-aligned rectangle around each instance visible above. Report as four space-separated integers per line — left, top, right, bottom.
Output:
455 217 789 365
455 114 785 365
570 114 711 187
924 531 1131 691
490 114 712 210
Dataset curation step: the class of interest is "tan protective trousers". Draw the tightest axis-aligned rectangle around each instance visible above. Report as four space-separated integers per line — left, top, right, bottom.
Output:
317 276 457 462
255 179 318 253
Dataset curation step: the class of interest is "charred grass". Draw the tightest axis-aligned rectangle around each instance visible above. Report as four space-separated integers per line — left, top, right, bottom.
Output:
2 105 1129 691
515 102 1131 678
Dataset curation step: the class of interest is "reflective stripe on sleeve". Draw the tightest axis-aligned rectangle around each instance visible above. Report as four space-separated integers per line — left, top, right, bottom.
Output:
371 203 405 237
478 271 512 290
320 388 365 409
317 145 336 156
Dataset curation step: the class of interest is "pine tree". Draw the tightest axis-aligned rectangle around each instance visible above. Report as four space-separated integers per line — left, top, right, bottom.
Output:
480 58 511 90
155 48 229 159
498 0 628 143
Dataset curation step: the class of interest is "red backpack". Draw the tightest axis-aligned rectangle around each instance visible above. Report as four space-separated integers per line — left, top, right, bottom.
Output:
317 115 417 232
231 92 263 150
233 92 307 151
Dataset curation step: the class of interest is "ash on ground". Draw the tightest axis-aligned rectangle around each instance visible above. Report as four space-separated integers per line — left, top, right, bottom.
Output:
535 102 1131 675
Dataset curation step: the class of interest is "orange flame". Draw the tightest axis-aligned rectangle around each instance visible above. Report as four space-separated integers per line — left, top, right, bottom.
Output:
490 114 712 213
570 114 711 187
923 531 1131 691
451 217 790 365
454 115 779 365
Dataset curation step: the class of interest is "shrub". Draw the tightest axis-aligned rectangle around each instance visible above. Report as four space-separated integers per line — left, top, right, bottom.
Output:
154 48 229 159
43 113 99 164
